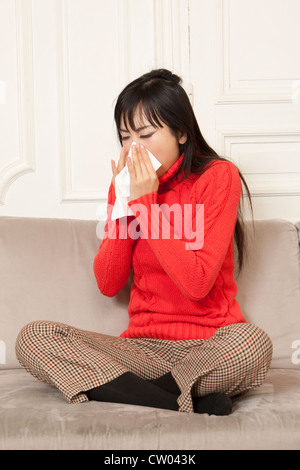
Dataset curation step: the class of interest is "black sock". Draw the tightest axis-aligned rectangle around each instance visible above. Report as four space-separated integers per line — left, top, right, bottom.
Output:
150 374 232 416
86 372 232 415
149 372 181 395
192 393 232 416
86 372 179 411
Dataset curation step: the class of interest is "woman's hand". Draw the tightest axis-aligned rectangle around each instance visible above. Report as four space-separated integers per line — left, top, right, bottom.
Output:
127 143 159 200
111 146 128 188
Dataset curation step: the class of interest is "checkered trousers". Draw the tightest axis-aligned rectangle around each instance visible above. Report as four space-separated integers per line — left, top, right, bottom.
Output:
15 321 273 413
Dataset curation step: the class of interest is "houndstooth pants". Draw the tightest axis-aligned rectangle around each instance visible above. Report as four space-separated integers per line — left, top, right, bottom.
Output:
15 321 273 413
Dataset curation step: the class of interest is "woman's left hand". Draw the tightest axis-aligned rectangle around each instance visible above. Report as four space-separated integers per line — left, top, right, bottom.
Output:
127 143 159 200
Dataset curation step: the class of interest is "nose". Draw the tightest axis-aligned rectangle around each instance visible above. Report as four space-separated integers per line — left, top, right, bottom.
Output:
123 138 142 152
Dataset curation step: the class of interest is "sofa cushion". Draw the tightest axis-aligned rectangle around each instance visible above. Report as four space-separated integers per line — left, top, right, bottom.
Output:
0 216 129 369
0 368 299 450
234 218 300 369
0 216 299 370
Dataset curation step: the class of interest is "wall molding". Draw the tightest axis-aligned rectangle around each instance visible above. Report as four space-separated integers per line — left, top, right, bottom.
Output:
57 0 192 203
0 0 36 205
217 127 300 196
57 0 108 203
154 0 189 75
117 0 131 89
154 0 192 102
216 0 300 104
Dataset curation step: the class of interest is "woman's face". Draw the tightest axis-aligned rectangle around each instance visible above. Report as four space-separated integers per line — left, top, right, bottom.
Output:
119 110 186 178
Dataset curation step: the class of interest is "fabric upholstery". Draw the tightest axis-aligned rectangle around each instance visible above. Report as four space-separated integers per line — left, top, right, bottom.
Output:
0 216 299 450
0 368 299 450
234 218 300 369
0 216 299 369
0 216 128 369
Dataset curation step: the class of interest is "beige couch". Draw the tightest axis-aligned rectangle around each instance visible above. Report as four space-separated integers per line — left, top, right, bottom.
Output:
0 215 299 450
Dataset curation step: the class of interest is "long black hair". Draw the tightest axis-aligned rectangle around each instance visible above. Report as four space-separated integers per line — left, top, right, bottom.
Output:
114 69 254 275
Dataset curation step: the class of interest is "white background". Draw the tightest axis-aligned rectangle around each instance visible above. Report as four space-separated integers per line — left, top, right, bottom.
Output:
0 0 299 222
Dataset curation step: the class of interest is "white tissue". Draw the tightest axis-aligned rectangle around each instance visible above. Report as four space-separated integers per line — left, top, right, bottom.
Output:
111 143 162 221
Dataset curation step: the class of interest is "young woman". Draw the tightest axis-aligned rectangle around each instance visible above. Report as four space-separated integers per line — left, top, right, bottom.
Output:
16 69 273 415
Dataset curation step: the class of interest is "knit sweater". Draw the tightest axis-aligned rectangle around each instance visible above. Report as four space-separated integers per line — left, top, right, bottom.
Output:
93 153 247 340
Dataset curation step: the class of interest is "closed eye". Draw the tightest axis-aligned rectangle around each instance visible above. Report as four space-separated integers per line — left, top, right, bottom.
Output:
120 131 155 141
140 132 155 139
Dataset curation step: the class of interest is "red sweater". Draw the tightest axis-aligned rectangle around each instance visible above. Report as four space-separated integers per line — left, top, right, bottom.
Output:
93 153 247 340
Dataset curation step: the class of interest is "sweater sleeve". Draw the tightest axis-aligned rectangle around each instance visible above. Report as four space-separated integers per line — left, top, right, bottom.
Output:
127 162 241 301
93 182 136 297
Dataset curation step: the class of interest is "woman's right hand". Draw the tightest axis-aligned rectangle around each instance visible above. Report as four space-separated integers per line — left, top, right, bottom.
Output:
111 147 129 188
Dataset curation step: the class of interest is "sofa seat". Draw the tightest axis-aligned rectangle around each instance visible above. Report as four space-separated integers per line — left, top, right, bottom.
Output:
1 216 299 450
1 368 299 450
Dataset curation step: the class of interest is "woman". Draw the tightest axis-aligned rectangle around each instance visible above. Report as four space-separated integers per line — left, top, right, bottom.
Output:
16 69 273 415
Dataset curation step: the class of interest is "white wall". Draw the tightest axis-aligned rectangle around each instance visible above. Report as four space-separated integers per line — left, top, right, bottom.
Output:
0 0 299 222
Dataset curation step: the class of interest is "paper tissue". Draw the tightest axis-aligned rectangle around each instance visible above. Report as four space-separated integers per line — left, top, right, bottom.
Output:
111 143 161 221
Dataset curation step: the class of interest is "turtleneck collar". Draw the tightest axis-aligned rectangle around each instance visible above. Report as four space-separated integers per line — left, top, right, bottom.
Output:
158 153 184 192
